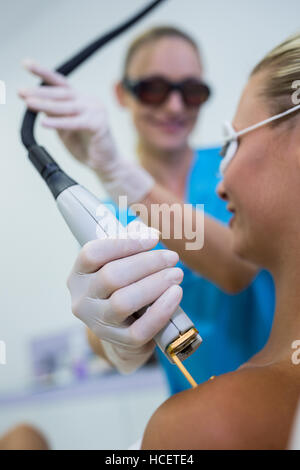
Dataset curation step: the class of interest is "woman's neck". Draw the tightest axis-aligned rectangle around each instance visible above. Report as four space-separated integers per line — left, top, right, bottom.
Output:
137 139 194 200
249 250 300 367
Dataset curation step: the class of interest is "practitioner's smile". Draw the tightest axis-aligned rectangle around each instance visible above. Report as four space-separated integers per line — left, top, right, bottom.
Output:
147 115 190 134
117 36 205 152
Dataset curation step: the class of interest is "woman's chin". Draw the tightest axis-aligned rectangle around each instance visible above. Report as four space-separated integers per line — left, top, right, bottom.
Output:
143 130 188 152
232 233 260 265
156 140 187 154
231 227 250 260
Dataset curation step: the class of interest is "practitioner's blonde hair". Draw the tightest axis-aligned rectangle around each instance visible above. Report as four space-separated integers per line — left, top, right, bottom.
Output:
251 33 300 120
123 26 201 76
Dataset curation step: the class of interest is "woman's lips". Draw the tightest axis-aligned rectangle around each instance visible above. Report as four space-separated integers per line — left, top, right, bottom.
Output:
229 214 236 228
161 122 184 133
149 118 186 133
227 205 236 228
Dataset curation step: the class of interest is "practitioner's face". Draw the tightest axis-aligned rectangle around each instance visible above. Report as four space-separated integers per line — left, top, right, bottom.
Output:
115 37 204 153
217 72 300 267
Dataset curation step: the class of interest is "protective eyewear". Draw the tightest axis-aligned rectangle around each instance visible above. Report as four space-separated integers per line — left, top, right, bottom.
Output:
122 76 211 107
219 103 300 176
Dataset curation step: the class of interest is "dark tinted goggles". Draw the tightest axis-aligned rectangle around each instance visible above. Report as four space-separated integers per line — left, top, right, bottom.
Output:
122 76 211 107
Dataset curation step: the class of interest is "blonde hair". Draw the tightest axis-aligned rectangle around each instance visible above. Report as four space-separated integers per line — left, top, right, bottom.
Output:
123 26 201 77
251 33 300 119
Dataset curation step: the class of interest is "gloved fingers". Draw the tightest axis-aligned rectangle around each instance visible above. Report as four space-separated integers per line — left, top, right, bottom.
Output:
90 249 179 299
70 288 180 355
128 285 183 347
70 296 133 345
19 86 76 101
101 339 155 374
22 59 69 87
71 295 104 329
127 219 160 240
71 235 159 275
66 270 94 305
41 114 93 131
24 97 83 116
102 267 183 324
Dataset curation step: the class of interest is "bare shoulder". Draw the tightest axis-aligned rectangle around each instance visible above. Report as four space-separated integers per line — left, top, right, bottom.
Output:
142 365 299 450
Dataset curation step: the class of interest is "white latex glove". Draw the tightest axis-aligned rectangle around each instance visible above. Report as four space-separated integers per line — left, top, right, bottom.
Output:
67 221 183 374
19 60 154 205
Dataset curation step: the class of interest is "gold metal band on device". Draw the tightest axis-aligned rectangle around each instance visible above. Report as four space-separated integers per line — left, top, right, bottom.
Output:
166 327 199 357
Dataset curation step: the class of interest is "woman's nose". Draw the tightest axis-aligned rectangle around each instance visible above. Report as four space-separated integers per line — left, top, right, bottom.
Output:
164 90 185 112
216 180 228 201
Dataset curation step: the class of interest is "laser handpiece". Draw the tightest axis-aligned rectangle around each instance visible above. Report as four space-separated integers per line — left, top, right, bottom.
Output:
56 179 202 363
21 0 202 368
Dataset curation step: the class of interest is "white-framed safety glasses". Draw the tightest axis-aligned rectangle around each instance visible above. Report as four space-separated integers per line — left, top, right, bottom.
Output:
219 103 300 176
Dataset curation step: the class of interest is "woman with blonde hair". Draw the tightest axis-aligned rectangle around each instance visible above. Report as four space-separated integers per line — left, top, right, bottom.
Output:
140 32 300 449
2 31 300 452
63 32 300 449
20 26 275 395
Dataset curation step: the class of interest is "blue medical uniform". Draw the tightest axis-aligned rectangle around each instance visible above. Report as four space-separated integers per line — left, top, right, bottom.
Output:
112 147 275 395
155 148 275 394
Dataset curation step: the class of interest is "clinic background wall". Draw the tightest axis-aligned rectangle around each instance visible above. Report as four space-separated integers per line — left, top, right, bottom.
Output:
0 0 299 448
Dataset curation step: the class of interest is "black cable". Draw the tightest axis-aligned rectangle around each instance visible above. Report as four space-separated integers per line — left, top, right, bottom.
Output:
21 0 167 151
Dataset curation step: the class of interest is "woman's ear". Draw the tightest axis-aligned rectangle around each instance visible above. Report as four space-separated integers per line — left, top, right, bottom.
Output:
114 82 127 108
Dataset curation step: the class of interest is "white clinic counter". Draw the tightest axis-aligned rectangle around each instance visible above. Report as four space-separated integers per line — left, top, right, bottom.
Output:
0 366 167 450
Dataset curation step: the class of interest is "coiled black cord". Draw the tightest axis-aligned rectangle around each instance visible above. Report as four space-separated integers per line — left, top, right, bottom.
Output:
21 0 167 151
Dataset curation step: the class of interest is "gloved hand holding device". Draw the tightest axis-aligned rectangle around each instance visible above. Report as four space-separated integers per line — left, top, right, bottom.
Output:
20 0 201 386
67 220 183 373
19 61 202 377
19 61 154 205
